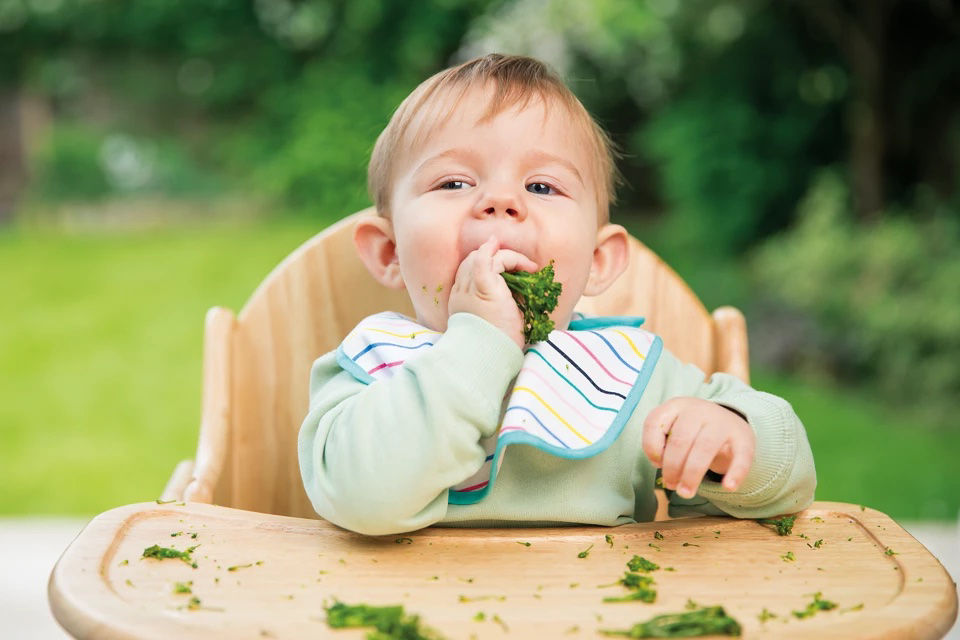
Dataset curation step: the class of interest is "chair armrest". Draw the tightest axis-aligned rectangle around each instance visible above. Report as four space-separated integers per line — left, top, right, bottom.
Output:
712 305 750 384
183 306 236 504
161 459 195 501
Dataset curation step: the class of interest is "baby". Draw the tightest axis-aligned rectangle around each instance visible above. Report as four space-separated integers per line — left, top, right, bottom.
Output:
298 53 816 535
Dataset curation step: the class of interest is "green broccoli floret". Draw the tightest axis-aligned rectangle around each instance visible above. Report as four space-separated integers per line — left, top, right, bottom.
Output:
324 601 446 639
599 606 742 637
501 260 562 344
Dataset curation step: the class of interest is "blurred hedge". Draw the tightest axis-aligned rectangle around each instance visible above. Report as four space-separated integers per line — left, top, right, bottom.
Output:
751 171 960 427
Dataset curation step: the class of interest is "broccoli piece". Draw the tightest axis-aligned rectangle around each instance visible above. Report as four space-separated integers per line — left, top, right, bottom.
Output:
501 260 562 344
757 514 797 536
324 601 446 640
142 544 199 568
599 606 742 637
626 555 660 573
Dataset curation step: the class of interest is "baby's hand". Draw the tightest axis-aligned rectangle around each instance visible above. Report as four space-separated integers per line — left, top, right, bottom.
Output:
448 235 538 350
642 397 755 499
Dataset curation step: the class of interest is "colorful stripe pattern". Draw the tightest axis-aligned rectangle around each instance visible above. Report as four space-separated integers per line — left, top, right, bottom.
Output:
336 311 661 505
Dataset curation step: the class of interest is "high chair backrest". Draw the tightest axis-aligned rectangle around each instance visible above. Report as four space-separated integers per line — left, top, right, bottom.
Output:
171 207 749 518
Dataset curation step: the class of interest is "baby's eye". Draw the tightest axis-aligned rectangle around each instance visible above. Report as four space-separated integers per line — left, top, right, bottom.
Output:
527 182 557 196
438 180 468 190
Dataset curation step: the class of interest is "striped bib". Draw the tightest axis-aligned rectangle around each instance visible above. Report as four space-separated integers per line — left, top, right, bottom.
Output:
336 311 663 505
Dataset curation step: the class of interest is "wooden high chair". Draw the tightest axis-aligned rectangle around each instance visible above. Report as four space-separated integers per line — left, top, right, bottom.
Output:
51 207 958 639
161 206 750 519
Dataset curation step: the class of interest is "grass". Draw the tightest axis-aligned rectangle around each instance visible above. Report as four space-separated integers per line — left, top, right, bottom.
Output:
1 214 956 520
752 369 960 520
0 214 327 515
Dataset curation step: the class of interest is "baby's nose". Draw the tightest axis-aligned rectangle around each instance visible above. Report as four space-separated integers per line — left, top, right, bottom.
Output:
484 204 519 217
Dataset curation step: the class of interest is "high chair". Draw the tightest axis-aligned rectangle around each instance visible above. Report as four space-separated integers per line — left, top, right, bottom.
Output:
50 207 958 639
161 206 750 518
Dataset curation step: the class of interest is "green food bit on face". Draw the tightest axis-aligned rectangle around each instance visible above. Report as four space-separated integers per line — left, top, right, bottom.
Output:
626 556 659 573
171 531 183 537
228 563 253 571
655 476 664 489
653 531 664 540
813 539 823 548
473 612 485 621
884 547 897 556
517 541 531 547
648 543 661 551
578 544 594 558
757 608 777 623
501 260 562 343
682 543 700 548
395 537 413 544
781 551 796 562
599 606 742 637
606 534 614 547
492 614 508 632
142 544 198 567
187 596 202 610
685 599 698 610
118 559 129 566
758 514 797 536
324 601 445 639
125 579 134 587
436 284 443 292
174 581 193 594
841 603 864 613
792 592 837 619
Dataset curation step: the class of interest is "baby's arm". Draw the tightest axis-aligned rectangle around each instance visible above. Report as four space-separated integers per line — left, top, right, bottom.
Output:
298 313 523 535
642 347 816 519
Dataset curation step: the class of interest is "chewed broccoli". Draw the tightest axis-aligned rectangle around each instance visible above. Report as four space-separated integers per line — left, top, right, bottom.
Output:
600 606 742 637
501 260 562 344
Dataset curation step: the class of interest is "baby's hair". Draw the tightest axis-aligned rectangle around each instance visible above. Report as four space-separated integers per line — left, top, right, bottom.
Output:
367 53 623 222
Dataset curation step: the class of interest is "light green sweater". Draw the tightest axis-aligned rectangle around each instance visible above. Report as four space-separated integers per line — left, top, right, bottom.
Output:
298 313 816 535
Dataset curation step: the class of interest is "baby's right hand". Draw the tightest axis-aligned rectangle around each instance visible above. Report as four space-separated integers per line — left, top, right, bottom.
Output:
448 235 539 350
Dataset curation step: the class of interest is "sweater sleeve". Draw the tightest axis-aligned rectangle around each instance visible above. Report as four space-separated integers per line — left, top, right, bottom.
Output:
297 313 524 535
650 347 817 519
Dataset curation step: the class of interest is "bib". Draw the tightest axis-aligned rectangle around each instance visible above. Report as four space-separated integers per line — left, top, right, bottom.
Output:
336 311 663 504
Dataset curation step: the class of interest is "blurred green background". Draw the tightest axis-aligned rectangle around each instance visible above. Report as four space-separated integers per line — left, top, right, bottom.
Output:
1 0 958 521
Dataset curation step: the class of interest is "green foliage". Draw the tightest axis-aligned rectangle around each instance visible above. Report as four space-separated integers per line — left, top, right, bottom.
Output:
30 125 111 200
501 260 562 343
639 5 840 257
29 125 223 202
751 170 960 427
248 63 410 217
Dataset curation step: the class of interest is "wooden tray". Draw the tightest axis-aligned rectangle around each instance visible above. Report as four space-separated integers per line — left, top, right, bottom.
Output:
49 501 957 639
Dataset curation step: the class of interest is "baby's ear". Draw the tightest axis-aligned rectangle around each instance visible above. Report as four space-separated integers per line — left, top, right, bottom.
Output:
353 215 405 290
583 223 629 296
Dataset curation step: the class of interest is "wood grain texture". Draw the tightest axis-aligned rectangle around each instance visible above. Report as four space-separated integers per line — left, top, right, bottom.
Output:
173 208 749 518
49 501 958 639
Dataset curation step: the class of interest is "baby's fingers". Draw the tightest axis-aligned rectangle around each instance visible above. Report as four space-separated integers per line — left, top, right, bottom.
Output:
641 401 682 467
675 425 726 498
494 249 539 276
719 437 755 492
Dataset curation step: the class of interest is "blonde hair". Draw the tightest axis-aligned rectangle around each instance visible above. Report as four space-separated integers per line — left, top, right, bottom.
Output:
367 53 623 221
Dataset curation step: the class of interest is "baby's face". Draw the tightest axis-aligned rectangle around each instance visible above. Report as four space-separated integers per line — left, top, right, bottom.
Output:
389 88 602 333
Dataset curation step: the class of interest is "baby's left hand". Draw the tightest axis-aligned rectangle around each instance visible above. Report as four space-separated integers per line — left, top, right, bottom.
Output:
641 397 756 499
